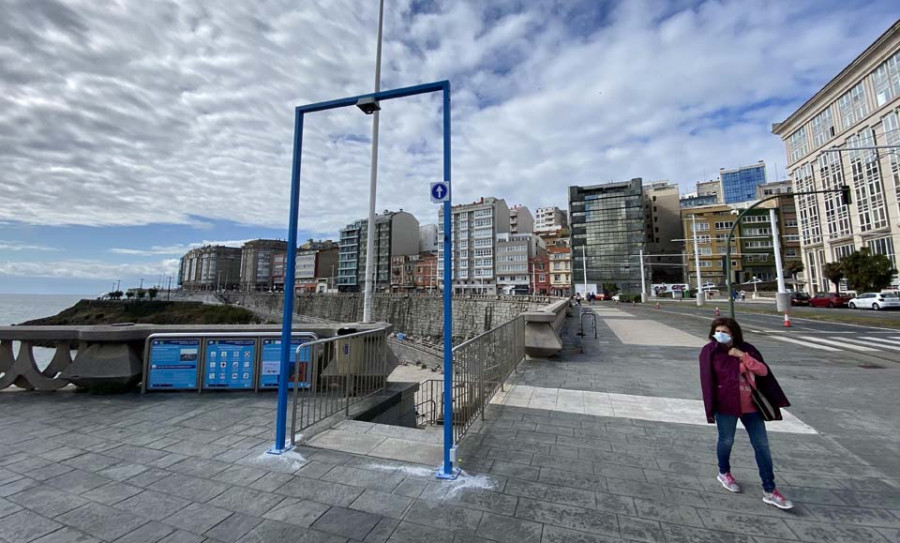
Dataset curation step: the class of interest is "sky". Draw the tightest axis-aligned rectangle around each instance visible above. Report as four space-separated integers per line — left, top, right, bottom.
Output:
1 0 898 294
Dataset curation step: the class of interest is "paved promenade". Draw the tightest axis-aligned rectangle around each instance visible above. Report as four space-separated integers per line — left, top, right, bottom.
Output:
1 305 898 542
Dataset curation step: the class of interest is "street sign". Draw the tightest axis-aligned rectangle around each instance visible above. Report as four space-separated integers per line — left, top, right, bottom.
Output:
430 181 449 203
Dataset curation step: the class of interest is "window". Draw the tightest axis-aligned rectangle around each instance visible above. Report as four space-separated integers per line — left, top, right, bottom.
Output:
697 235 711 243
867 237 896 268
698 261 712 268
811 107 835 147
714 221 734 230
873 52 900 106
790 127 808 162
793 164 822 245
838 83 868 129
744 240 773 249
848 129 888 232
699 247 712 255
883 112 900 199
833 244 854 261
692 222 709 231
742 215 770 223
818 151 853 240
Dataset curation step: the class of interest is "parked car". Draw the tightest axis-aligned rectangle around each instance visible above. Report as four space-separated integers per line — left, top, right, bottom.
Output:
809 292 853 308
847 292 900 310
789 292 811 306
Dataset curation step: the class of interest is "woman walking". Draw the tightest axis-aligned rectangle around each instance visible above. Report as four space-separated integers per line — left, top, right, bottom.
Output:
699 317 794 509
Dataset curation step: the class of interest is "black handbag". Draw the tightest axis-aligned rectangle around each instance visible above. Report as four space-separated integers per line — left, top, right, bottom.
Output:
748 377 777 421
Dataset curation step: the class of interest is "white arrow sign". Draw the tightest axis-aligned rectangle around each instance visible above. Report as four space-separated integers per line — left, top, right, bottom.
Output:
430 182 449 203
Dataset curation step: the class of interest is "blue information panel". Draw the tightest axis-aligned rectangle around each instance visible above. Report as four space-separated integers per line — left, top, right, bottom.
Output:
260 338 312 389
204 339 256 389
147 339 200 390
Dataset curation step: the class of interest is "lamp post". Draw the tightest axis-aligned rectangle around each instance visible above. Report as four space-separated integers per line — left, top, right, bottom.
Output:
692 215 705 307
362 0 386 323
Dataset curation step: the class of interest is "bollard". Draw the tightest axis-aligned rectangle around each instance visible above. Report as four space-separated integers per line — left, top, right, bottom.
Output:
783 313 791 327
714 307 721 316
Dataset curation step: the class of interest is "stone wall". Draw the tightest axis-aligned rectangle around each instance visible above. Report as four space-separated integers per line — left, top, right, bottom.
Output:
230 292 561 340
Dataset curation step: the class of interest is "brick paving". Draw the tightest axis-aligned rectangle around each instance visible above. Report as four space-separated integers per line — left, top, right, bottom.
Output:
0 307 899 542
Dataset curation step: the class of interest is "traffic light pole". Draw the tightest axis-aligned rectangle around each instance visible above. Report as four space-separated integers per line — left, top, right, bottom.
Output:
726 186 851 319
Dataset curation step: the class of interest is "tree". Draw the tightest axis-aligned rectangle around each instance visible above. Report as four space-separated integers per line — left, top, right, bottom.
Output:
822 262 844 294
784 260 804 288
125 291 134 300
602 282 620 296
148 288 159 300
136 289 146 300
841 248 897 292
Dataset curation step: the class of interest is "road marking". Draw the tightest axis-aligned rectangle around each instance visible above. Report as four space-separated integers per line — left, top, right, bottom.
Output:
769 335 840 351
854 337 900 351
801 337 878 352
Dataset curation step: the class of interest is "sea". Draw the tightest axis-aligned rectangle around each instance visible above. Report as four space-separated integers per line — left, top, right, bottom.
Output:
0 293 91 371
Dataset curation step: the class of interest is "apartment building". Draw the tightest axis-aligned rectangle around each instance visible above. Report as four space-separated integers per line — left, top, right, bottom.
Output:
682 204 742 288
180 245 241 291
240 239 287 292
535 206 568 234
643 181 684 284
697 179 722 203
337 211 419 292
419 224 439 253
547 242 572 297
293 240 339 293
772 21 900 293
756 179 794 199
569 179 645 294
530 252 551 295
413 253 438 290
438 197 510 294
496 233 545 295
509 205 534 234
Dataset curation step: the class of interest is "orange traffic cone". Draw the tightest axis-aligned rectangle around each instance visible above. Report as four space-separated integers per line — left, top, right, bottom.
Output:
783 313 791 327
715 307 721 316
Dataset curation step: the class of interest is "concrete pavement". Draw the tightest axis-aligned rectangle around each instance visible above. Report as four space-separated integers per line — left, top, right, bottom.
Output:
0 305 898 542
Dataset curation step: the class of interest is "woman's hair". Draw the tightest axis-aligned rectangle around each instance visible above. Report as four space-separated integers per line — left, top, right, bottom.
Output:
708 317 744 345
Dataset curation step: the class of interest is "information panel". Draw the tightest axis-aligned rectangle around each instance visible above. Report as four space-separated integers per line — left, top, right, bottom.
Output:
260 337 313 389
147 339 201 390
204 339 256 389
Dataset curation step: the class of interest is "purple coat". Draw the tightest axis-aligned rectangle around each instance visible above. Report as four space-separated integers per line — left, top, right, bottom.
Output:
699 341 790 423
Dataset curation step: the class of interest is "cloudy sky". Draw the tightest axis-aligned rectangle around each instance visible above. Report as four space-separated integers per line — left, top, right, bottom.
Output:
1 0 897 294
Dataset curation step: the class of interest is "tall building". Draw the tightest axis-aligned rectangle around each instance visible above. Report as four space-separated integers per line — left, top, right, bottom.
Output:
530 252 551 295
535 206 568 234
240 240 287 292
682 204 740 288
496 233 545 295
772 21 900 293
569 179 645 294
643 181 684 284
756 179 794 199
697 180 722 203
547 242 572 297
720 161 767 204
680 194 719 208
419 224 439 253
292 240 339 293
438 196 509 293
180 245 241 291
413 253 438 290
337 211 420 292
509 205 534 234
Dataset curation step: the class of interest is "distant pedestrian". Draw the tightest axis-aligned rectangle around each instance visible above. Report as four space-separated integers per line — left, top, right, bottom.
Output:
740 290 746 302
699 317 794 510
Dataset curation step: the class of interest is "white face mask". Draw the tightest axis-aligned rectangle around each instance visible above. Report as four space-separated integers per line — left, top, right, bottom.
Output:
713 331 732 344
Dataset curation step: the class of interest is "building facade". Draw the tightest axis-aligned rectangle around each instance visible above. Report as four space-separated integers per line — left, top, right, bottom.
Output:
535 206 568 234
530 252 551 295
772 21 900 293
413 253 438 290
569 179 645 295
180 245 242 291
240 240 287 292
721 161 768 204
438 197 510 294
643 181 684 284
337 211 420 293
697 180 723 203
756 179 794 199
509 205 534 234
680 194 719 208
547 243 572 297
496 233 544 295
419 224 439 253
682 204 741 289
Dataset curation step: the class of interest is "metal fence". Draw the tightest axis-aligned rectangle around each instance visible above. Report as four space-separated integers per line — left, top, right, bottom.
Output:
289 325 391 445
415 315 525 443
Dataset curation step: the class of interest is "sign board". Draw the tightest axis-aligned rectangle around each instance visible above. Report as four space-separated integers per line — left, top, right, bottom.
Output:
430 181 449 203
259 335 316 389
147 339 201 390
574 283 598 297
203 339 256 389
651 283 690 298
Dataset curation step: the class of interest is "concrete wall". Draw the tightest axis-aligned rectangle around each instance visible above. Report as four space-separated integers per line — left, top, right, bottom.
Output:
231 292 558 341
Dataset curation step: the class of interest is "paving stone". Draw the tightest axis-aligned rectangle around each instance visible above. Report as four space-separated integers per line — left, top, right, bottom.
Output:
475 512 541 543
404 499 483 533
616 515 663 543
163 502 234 534
236 519 347 543
61 453 121 474
204 512 263 543
321 465 406 493
45 470 110 494
39 448 88 463
116 490 191 521
158 530 206 543
311 505 381 540
538 468 607 492
531 453 594 474
109 521 175 543
515 498 619 538
25 462 76 482
56 502 148 542
350 489 412 519
149 473 230 502
169 457 232 479
540 525 622 543
276 478 364 507
30 527 101 543
249 473 293 493
392 479 427 499
0 495 23 519
419 484 517 516
97 463 149 482
125 468 172 487
0 476 40 497
489 461 540 482
261 498 329 528
505 479 595 509
833 489 900 508
606 479 665 501
82 481 143 505
9 485 89 517
386 521 454 543
213 466 267 487
209 486 285 517
103 445 172 465
805 503 900 527
778 518 889 543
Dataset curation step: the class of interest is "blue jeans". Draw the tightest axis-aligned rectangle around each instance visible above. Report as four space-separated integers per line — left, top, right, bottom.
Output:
715 412 776 492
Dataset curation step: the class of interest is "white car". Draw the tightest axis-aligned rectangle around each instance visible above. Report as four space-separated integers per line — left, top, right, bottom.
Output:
847 292 900 310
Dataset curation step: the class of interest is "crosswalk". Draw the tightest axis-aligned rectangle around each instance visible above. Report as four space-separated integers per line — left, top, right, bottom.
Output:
762 332 900 358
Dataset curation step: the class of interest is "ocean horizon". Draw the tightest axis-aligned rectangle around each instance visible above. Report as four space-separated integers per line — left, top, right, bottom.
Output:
0 293 92 326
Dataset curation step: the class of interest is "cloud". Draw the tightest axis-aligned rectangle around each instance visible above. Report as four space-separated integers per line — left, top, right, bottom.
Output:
0 240 59 252
0 0 896 239
108 238 253 256
0 258 180 279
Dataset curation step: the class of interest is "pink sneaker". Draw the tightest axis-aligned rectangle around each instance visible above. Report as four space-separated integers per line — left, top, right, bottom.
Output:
717 472 741 493
763 489 794 510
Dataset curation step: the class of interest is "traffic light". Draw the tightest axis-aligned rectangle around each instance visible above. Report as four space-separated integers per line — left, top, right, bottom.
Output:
840 185 852 206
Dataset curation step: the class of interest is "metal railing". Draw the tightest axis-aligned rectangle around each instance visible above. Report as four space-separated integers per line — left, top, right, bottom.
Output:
289 325 391 445
416 316 525 443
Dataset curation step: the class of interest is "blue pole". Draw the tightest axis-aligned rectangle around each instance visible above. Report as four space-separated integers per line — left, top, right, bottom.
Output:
271 109 304 454
439 82 456 478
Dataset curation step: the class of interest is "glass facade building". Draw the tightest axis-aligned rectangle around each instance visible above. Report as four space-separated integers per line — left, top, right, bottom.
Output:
721 162 767 204
568 179 645 294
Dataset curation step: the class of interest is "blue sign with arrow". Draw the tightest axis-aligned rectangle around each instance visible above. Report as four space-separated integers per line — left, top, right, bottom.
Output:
430 181 449 203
